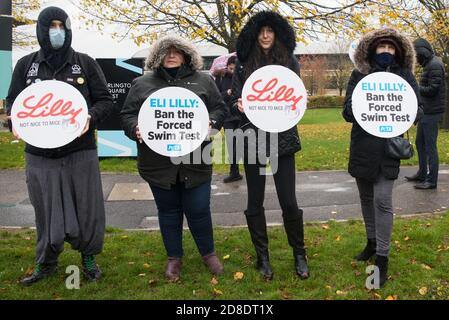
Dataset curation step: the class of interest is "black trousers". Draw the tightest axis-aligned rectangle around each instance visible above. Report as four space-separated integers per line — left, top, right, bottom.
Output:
224 120 242 175
244 154 305 255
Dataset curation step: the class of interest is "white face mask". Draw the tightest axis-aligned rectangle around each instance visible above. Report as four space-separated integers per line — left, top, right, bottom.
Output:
49 28 66 50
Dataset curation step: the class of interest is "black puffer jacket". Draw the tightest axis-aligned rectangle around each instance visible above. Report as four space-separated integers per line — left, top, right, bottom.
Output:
414 38 446 114
120 35 228 190
231 11 301 158
343 28 423 182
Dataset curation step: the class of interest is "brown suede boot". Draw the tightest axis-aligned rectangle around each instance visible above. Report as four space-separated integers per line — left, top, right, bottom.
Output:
165 257 182 281
202 253 224 275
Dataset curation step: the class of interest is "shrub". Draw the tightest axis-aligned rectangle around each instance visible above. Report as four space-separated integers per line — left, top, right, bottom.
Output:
308 95 345 109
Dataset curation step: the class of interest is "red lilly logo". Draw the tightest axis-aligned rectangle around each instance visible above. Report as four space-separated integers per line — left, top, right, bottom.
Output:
246 78 304 111
16 93 83 124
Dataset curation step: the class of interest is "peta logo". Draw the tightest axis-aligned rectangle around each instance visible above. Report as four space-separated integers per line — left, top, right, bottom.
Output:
167 144 182 152
379 126 393 133
72 64 82 74
27 63 40 77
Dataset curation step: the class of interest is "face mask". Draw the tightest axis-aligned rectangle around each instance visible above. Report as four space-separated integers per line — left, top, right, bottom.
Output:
49 28 66 50
374 52 395 68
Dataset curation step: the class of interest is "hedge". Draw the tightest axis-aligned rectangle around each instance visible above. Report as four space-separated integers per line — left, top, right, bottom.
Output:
307 95 345 109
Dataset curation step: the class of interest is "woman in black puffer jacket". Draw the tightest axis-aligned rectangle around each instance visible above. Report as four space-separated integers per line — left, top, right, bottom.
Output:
230 11 308 281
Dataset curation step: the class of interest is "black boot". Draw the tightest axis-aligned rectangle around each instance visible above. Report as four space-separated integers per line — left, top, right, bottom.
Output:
283 209 309 279
19 263 57 286
82 254 102 281
245 211 274 280
354 238 376 261
223 165 243 183
375 255 389 287
294 254 309 280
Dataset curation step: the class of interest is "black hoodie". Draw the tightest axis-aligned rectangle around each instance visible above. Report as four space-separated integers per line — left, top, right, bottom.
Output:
413 38 446 114
6 7 113 158
36 6 73 70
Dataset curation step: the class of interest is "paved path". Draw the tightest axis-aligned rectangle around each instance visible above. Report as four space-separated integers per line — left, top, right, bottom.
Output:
1 166 448 230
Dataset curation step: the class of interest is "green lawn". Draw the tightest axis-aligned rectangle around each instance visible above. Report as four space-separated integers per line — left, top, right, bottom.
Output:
0 213 448 300
1 108 449 173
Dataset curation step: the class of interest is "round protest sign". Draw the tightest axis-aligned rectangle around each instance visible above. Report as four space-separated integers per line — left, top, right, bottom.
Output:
11 80 88 148
352 72 418 138
138 87 210 157
242 65 307 133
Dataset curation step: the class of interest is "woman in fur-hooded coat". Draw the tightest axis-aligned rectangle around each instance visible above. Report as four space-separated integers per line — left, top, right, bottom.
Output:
121 35 228 281
230 11 309 281
342 28 423 287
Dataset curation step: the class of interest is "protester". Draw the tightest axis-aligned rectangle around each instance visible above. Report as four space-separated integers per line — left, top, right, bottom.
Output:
343 28 422 287
215 55 243 183
6 7 113 286
405 38 446 190
231 11 309 280
120 35 228 281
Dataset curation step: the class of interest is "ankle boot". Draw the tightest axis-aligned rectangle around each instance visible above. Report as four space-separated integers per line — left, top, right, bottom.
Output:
282 209 309 279
202 253 224 275
375 255 389 287
19 263 57 287
165 257 182 281
354 238 377 261
294 254 309 280
245 211 274 280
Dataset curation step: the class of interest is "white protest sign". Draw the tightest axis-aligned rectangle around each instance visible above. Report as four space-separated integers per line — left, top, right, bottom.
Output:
242 65 307 133
138 87 210 157
352 72 418 138
11 80 88 148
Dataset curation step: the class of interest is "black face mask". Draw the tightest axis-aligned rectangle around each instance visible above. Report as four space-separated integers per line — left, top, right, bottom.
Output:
374 52 396 68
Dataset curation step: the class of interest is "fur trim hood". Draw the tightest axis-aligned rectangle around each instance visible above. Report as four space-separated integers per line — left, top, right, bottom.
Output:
354 28 416 74
145 35 203 71
236 11 296 63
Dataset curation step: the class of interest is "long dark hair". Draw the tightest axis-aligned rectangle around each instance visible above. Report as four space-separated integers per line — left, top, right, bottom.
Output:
244 36 291 79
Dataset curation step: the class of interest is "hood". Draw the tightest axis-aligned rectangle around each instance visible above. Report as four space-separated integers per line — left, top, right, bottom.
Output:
354 28 416 74
236 11 296 63
145 35 203 71
413 38 434 65
36 6 72 58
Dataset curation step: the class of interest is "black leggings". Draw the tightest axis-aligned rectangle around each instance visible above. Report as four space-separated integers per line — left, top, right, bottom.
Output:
244 154 300 218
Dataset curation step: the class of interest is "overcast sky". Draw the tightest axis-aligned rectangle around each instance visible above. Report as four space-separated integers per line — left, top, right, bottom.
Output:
13 0 357 66
13 0 145 65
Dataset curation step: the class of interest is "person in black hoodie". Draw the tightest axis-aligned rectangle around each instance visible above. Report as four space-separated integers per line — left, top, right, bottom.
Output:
405 38 446 189
120 35 228 281
343 28 422 287
215 55 243 183
230 11 308 281
6 7 113 286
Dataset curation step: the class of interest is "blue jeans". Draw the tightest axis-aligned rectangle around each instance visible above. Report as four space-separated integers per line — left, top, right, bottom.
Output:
149 180 214 258
416 113 443 185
